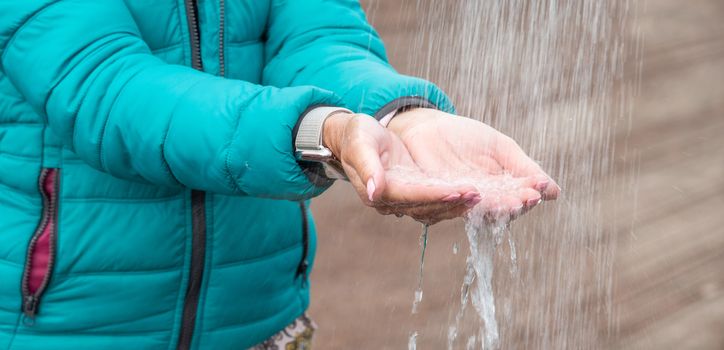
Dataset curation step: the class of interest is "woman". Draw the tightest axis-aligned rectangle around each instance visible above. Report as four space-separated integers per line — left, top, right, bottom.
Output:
0 0 559 348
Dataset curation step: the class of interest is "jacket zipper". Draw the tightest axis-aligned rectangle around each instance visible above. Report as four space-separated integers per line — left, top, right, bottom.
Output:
296 202 310 283
178 2 308 347
178 191 206 350
178 1 206 349
184 0 203 71
218 0 226 77
20 168 59 323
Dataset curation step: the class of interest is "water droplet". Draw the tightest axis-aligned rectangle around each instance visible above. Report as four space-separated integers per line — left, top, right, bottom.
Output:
447 326 458 350
412 287 423 314
508 233 518 275
466 335 476 350
408 331 418 350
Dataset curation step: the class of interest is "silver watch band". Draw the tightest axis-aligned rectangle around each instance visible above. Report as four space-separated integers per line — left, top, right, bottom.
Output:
295 106 352 151
295 106 353 180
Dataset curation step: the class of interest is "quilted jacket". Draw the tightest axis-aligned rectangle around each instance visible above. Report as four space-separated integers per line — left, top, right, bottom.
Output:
0 0 453 349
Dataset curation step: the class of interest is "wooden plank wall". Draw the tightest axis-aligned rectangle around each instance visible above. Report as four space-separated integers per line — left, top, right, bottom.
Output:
309 0 724 348
610 1 724 349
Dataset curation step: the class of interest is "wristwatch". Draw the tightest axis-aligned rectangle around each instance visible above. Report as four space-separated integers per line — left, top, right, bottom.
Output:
294 106 352 181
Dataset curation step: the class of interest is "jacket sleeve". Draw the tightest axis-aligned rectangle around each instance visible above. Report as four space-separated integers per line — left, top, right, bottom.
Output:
263 0 455 118
0 0 342 199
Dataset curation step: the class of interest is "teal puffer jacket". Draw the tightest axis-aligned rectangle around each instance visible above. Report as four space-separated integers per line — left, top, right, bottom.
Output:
0 0 452 349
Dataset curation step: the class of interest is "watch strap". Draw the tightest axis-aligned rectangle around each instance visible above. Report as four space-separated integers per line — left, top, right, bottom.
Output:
372 96 437 121
295 106 352 151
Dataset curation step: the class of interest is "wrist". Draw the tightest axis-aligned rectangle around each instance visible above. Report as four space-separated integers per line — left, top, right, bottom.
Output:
387 107 440 134
322 112 355 159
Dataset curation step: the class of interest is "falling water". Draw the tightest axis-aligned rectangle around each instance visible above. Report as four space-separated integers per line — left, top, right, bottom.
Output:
411 224 430 314
389 168 532 349
458 215 506 349
408 331 418 350
364 0 641 348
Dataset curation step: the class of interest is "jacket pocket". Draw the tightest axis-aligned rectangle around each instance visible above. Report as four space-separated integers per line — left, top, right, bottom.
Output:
20 168 60 324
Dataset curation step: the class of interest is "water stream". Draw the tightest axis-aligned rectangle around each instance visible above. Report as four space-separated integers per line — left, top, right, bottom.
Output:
390 169 531 349
364 0 640 347
453 209 509 350
411 224 429 315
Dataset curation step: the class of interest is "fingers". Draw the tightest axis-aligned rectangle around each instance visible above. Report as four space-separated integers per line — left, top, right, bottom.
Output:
373 189 482 225
380 177 478 206
341 140 387 203
344 148 477 207
478 194 521 216
375 200 473 225
373 186 550 225
415 203 471 225
343 146 478 208
493 135 561 199
493 136 545 177
375 190 531 225
541 180 561 200
345 165 382 206
518 187 542 209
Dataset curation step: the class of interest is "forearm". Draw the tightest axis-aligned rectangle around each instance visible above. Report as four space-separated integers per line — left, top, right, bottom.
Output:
2 0 341 199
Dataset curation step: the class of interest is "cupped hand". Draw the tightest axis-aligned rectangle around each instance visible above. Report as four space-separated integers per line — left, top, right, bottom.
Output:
323 112 483 224
387 108 561 223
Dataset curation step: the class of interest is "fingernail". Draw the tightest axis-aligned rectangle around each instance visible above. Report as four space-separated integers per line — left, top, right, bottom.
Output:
542 190 559 201
462 192 479 201
535 181 549 192
443 193 462 202
526 198 542 207
366 178 376 202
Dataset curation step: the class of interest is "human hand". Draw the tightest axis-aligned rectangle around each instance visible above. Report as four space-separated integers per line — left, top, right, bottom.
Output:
323 113 484 224
387 108 561 223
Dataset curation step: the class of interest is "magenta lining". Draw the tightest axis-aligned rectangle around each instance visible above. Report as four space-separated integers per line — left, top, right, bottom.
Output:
28 169 56 294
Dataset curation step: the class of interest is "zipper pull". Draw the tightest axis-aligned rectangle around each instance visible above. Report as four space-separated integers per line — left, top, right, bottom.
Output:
297 259 309 287
23 295 39 323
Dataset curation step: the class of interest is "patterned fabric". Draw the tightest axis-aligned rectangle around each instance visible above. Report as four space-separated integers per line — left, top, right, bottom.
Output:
250 314 316 350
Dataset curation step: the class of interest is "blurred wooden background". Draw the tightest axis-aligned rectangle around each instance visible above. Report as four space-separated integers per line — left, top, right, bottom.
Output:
309 0 724 349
